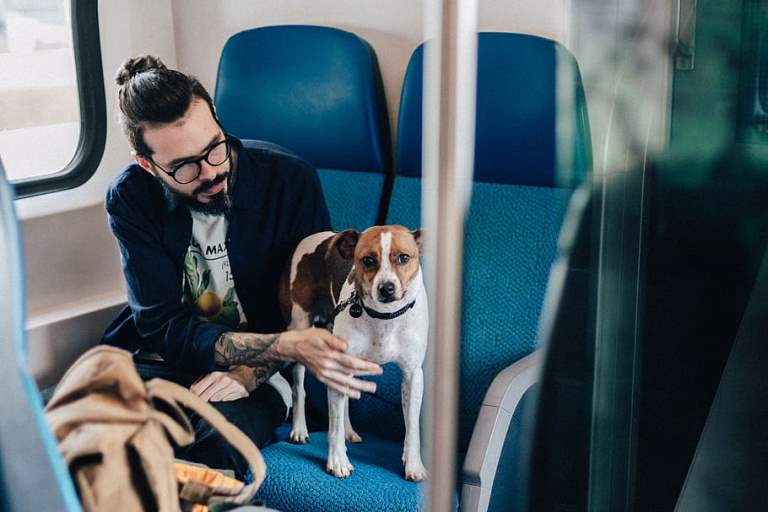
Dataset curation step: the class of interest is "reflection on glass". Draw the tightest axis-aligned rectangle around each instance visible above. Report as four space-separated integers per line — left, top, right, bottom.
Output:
529 2 768 512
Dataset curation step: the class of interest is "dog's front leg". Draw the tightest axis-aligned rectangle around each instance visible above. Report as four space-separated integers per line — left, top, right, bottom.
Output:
402 367 428 481
327 387 354 477
289 364 309 443
344 396 363 443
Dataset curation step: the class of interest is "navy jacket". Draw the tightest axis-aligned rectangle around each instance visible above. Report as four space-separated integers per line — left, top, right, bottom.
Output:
102 139 331 373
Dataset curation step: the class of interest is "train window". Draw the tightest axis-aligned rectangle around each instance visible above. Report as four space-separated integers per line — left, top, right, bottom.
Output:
0 0 105 198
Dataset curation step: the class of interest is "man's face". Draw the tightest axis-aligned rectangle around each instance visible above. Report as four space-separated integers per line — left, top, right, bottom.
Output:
135 97 233 214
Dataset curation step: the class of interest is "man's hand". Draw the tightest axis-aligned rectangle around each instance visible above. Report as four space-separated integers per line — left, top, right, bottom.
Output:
190 367 252 402
276 328 383 399
213 328 383 399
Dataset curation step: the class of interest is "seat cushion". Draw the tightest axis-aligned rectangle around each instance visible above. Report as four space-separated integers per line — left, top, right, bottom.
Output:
388 178 571 450
304 362 406 443
317 168 384 231
256 434 424 511
386 175 422 228
457 183 570 449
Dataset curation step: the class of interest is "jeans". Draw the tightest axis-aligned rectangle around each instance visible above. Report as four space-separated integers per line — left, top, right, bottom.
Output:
136 360 287 480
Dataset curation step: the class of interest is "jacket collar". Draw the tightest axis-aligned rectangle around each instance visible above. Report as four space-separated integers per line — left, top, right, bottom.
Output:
229 138 260 210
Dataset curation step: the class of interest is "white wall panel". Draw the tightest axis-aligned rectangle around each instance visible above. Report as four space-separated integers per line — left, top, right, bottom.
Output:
171 0 569 143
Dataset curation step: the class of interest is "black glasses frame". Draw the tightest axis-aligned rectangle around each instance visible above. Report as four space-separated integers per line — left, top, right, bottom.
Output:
149 137 232 184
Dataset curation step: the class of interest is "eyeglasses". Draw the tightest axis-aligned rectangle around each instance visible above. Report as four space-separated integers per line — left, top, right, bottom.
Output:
150 138 232 184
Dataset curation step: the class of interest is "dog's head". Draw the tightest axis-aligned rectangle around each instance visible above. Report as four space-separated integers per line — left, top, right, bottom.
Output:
332 225 422 304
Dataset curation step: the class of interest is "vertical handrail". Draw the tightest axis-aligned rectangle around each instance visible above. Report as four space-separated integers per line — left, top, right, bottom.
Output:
422 1 478 510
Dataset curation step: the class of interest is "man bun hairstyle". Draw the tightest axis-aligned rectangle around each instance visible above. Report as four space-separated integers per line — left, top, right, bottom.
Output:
115 55 219 157
114 55 167 86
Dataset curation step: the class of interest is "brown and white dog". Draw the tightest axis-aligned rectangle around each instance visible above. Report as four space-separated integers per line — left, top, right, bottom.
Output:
278 225 428 481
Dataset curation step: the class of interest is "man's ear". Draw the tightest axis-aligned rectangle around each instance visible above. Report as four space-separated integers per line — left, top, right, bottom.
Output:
328 229 359 260
133 152 155 175
411 229 423 255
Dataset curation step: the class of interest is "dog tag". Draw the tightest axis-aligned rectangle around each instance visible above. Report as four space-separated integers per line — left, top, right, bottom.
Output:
349 303 363 318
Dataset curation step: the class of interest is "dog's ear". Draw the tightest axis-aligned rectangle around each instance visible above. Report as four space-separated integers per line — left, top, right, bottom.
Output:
411 229 423 255
328 229 359 260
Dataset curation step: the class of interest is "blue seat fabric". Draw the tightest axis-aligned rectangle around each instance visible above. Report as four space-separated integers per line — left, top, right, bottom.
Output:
215 25 392 231
387 178 570 450
302 360 406 441
317 169 385 232
256 434 423 512
397 33 590 186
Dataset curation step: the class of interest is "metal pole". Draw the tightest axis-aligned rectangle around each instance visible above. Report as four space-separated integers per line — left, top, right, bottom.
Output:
422 0 477 510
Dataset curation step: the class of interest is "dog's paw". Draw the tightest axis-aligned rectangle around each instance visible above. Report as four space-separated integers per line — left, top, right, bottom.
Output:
327 454 354 478
404 460 428 482
289 428 309 444
345 430 363 443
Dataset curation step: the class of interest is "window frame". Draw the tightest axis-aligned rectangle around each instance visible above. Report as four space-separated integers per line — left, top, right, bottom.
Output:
12 0 106 199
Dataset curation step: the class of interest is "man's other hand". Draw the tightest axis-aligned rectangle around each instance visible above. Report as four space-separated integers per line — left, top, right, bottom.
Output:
190 368 251 402
276 328 383 399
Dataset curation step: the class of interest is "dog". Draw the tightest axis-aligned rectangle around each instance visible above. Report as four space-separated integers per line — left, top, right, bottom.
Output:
278 225 428 481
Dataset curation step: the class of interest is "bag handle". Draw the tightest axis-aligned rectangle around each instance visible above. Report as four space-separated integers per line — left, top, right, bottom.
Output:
145 378 267 505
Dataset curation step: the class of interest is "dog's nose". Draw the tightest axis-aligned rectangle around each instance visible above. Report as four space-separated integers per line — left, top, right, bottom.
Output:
378 282 396 301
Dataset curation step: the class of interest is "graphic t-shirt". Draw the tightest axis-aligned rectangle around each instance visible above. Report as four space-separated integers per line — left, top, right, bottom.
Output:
184 211 291 413
183 212 246 328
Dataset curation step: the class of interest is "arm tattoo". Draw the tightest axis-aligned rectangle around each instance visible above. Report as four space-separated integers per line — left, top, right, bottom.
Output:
250 361 283 389
215 331 282 366
230 361 283 392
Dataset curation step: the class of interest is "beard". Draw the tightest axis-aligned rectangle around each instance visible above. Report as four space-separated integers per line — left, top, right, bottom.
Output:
162 171 232 216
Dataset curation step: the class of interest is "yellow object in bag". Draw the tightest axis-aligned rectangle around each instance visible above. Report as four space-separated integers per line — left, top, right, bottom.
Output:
175 461 245 511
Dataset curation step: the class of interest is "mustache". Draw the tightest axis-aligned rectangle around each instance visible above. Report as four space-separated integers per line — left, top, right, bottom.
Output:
194 171 229 195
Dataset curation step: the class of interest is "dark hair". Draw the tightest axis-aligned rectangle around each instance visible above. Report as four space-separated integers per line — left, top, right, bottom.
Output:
115 55 219 157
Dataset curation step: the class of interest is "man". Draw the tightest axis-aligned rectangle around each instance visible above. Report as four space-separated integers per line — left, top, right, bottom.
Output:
102 55 381 478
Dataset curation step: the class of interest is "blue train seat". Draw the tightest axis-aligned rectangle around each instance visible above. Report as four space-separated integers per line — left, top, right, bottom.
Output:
0 160 81 511
255 32 591 512
387 33 592 512
215 25 393 231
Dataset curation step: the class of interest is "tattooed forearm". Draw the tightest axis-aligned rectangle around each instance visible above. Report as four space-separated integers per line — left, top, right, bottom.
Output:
229 362 283 392
214 331 282 366
250 361 283 389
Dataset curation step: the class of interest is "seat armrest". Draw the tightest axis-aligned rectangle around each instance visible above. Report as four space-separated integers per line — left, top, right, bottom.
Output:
460 350 541 512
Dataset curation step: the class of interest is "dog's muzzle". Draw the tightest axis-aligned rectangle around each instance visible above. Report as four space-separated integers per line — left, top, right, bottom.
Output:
377 281 397 302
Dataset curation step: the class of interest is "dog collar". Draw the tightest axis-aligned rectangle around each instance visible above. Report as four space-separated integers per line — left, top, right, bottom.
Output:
361 299 416 320
324 291 361 323
332 291 416 321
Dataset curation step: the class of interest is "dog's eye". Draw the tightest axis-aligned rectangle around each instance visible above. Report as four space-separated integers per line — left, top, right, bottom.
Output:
397 254 410 265
361 256 377 268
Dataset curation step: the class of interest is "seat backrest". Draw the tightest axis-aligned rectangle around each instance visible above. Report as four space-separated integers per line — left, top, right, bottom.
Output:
215 25 392 231
384 33 592 450
0 160 80 511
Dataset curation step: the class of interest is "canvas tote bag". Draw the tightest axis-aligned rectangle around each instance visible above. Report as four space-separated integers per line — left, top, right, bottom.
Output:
45 345 266 511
